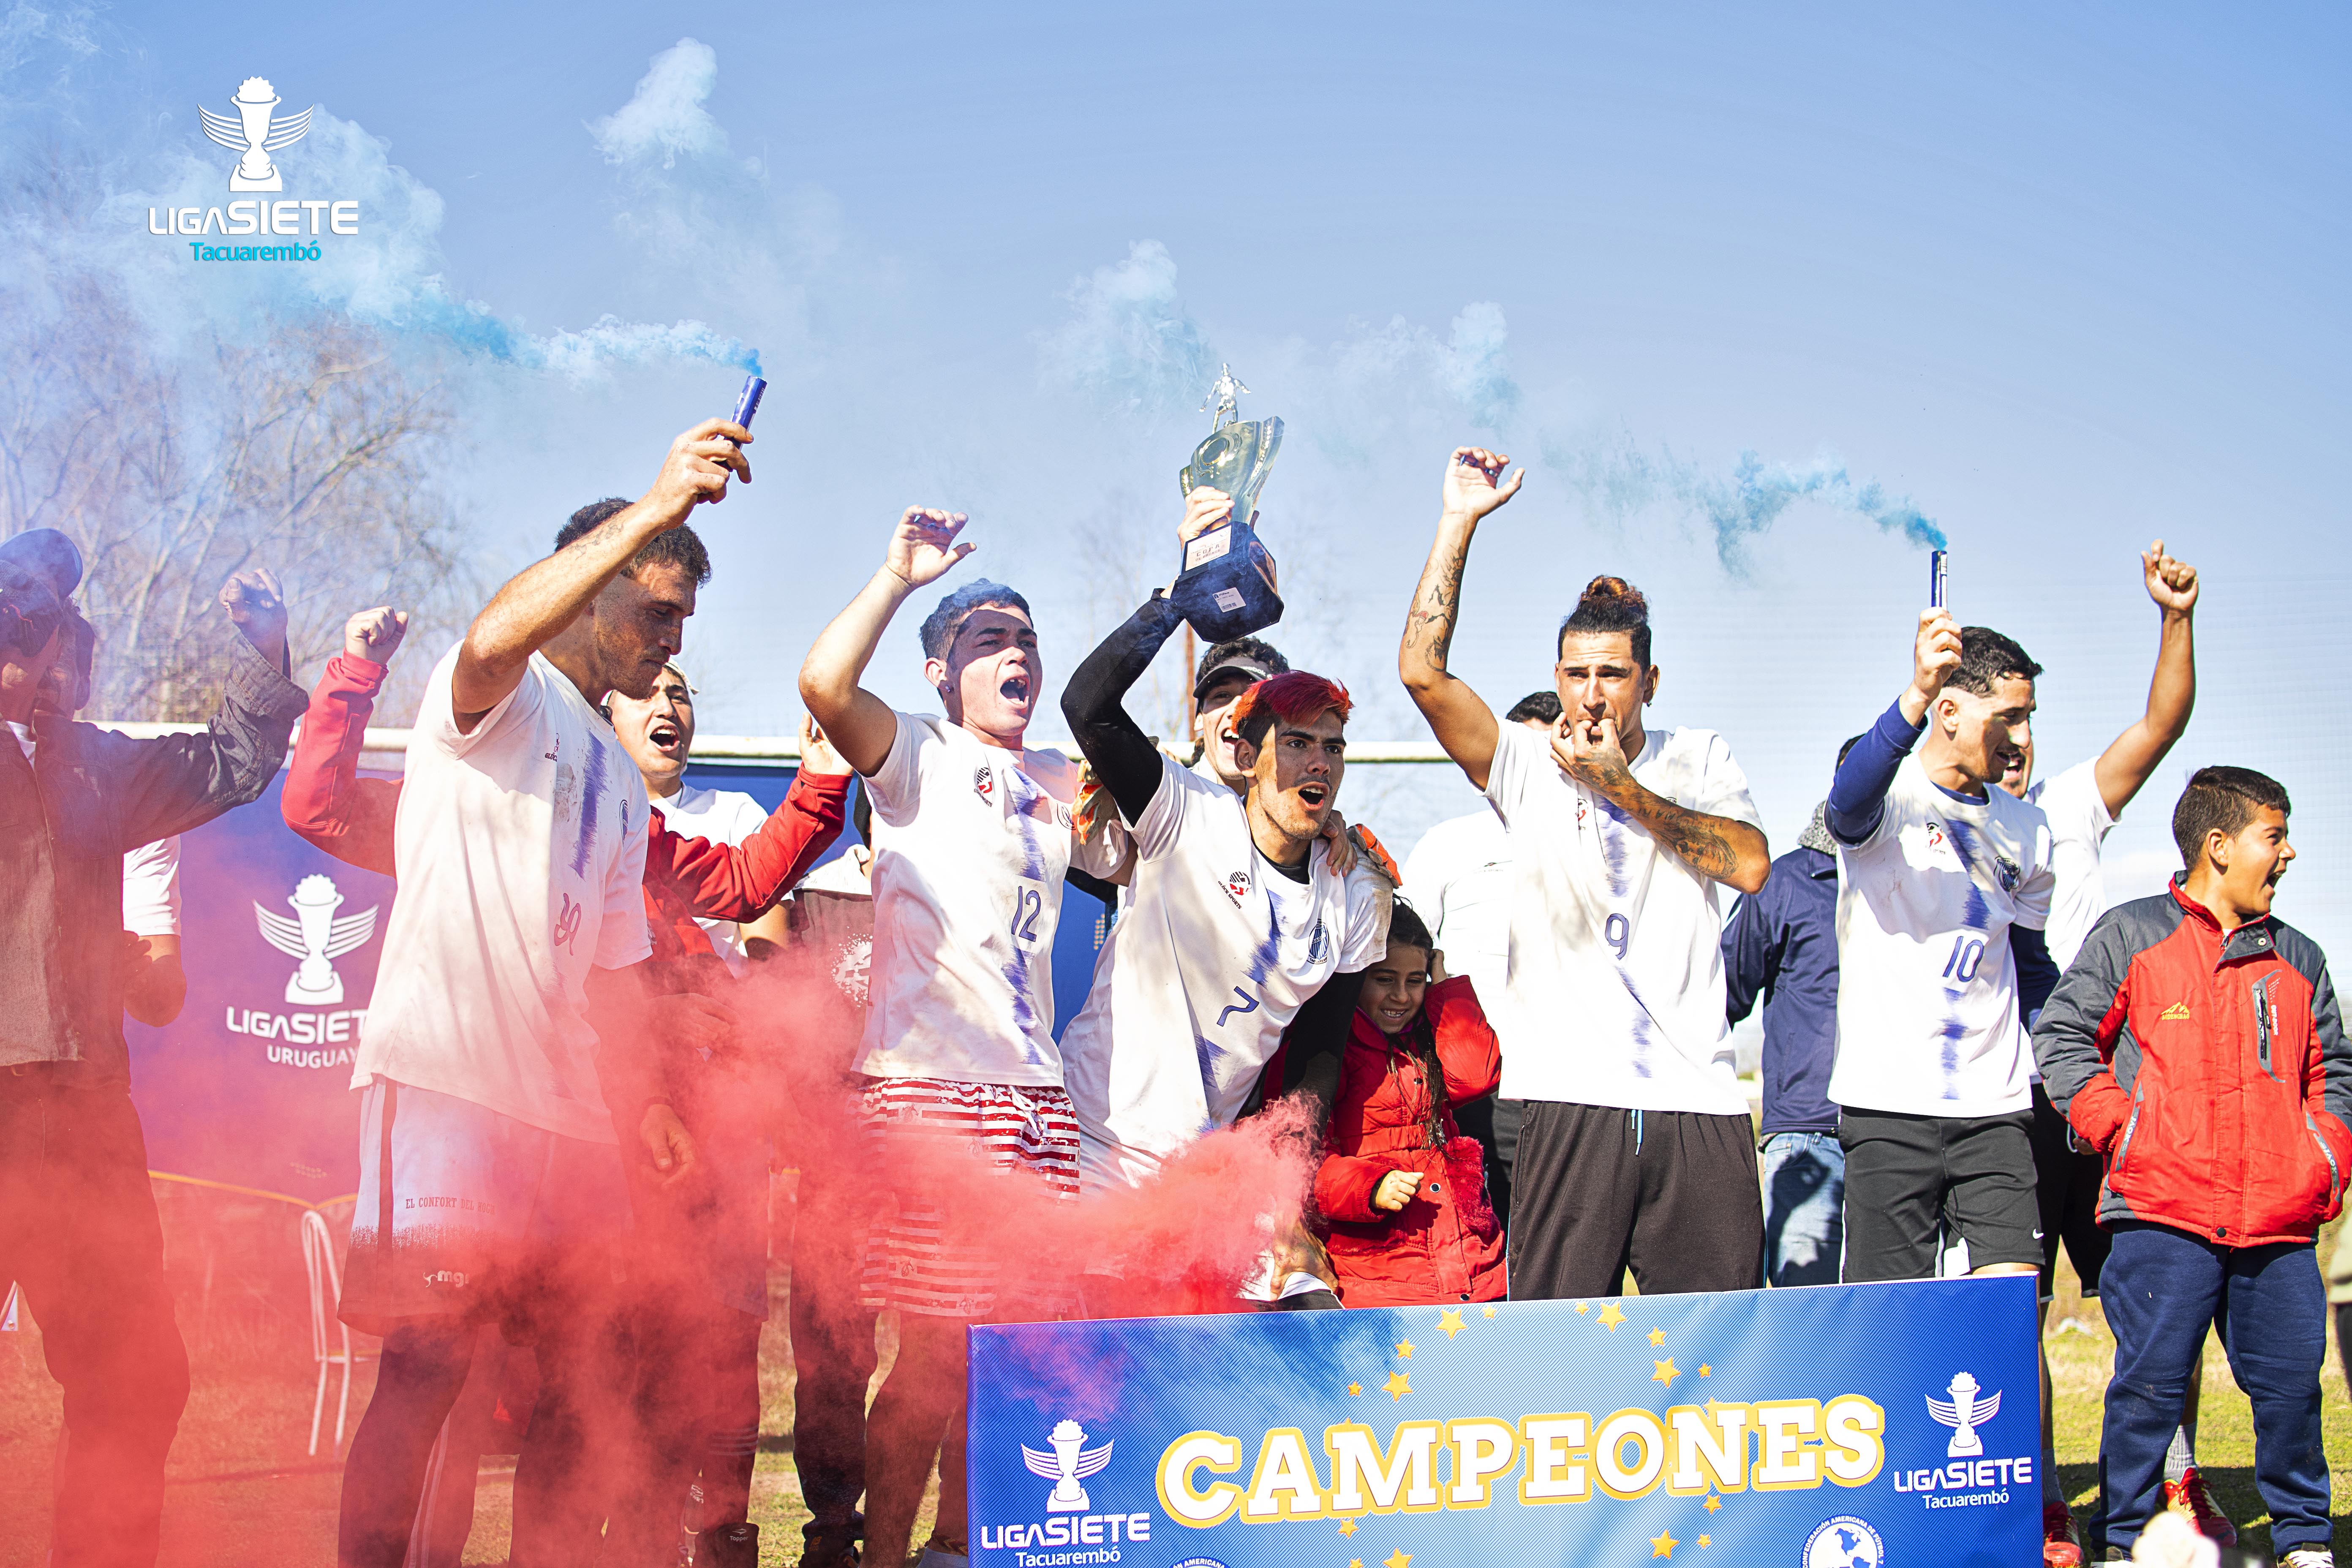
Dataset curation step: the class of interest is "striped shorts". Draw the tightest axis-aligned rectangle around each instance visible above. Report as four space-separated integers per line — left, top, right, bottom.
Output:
858 1076 1079 1321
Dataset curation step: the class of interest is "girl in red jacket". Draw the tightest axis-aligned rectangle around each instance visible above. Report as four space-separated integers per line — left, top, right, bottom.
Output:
1314 901 1508 1308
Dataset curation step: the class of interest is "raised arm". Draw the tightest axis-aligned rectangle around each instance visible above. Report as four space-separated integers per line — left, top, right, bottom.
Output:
1399 447 1523 792
1554 716 1772 894
1060 487 1234 823
656 718 853 922
797 506 971 777
283 607 408 877
112 569 308 849
1827 608 1960 846
454 419 747 728
2091 540 2198 818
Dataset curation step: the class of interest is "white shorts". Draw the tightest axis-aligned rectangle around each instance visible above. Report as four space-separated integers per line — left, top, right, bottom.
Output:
340 1077 629 1331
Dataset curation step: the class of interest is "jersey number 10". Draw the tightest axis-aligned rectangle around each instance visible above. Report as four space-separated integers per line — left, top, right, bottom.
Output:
1942 934 1988 984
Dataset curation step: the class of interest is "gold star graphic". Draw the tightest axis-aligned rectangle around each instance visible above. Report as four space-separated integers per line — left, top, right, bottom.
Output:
1437 1308 1467 1339
1596 1302 1628 1332
1384 1552 1414 1568
1482 1305 1497 1318
1339 1519 1359 1538
1704 1493 1722 1514
1383 1370 1412 1401
1575 1301 1590 1314
1395 1338 1416 1360
1698 1535 1712 1549
1347 1382 1362 1397
1350 1560 1364 1568
1650 1528 1678 1558
1648 1326 1667 1347
1699 1363 1712 1378
1702 1397 1724 1418
1652 1356 1681 1388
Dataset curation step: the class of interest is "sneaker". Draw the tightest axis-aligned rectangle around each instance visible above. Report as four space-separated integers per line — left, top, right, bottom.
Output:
2280 1550 2336 1568
2043 1498 2086 1567
2164 1465 2238 1546
796 1524 860 1568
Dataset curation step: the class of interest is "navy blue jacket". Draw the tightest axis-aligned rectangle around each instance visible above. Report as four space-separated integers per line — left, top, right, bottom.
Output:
1723 845 1840 1136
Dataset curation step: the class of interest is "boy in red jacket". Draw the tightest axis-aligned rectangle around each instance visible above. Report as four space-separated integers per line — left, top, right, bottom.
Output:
2037 767 2349 1567
1315 901 1508 1308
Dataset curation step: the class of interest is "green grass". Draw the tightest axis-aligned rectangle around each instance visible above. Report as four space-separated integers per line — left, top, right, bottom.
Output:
4 1187 2347 1565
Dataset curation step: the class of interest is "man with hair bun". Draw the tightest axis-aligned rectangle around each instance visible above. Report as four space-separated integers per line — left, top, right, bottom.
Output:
1401 448 1772 1301
1059 483 1391 1310
2037 766 2344 1568
799 505 1128 1568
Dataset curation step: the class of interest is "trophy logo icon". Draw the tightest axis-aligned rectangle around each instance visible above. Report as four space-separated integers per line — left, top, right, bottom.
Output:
1171 365 1285 641
254 874 379 1007
1926 1371 2001 1458
200 77 313 193
1020 1418 1114 1514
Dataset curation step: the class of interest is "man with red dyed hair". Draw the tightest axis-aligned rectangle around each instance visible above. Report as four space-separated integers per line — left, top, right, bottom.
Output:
1059 487 1391 1309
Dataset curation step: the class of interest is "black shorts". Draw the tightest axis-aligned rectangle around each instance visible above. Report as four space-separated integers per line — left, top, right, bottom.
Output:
1838 1107 2041 1283
1508 1101 1764 1300
2030 1083 2110 1301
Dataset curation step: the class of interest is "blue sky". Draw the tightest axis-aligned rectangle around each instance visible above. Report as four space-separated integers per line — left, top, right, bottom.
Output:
14 2 2351 950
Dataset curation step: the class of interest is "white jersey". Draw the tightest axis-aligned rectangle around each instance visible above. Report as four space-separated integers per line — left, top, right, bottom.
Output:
1484 720 1761 1116
1829 755 2057 1119
355 648 652 1143
1401 808 1512 1011
653 782 771 975
1062 755 1389 1191
122 836 182 939
2025 760 2116 972
858 712 1123 1087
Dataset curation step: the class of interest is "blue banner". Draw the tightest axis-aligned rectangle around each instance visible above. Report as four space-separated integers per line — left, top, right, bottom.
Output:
126 758 1113 1201
970 1277 2039 1568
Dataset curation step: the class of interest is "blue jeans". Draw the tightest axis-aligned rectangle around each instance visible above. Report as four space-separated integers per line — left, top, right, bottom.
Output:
2095 1222 2330 1554
1759 1130 1844 1287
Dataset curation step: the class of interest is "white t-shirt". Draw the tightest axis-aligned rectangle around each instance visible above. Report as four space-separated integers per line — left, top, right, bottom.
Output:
653 782 771 975
1483 720 1761 1116
122 837 182 939
1063 755 1390 1191
1829 755 2057 1119
354 647 652 1143
1401 807 1513 1008
6 719 30 766
2025 760 2116 973
857 712 1123 1087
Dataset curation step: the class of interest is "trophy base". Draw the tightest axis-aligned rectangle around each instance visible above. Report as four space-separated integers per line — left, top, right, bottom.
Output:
1171 520 1282 642
230 169 282 193
287 972 344 1007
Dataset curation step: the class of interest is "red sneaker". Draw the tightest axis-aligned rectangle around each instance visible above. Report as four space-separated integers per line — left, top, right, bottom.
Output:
2163 1465 2238 1546
2042 1498 2085 1567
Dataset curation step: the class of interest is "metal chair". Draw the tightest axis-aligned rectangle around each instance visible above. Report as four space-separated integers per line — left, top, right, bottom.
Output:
301 1207 360 1454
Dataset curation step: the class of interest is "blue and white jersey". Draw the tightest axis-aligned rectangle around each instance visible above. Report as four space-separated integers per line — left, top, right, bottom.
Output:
857 712 1127 1088
1061 755 1388 1192
1829 754 2056 1118
1484 719 1761 1115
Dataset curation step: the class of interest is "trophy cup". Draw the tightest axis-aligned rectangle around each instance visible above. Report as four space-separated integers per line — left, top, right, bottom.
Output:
1171 365 1284 640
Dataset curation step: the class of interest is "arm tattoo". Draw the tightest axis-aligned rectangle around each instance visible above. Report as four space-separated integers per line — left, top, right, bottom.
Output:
1655 803 1740 880
1404 550 1466 666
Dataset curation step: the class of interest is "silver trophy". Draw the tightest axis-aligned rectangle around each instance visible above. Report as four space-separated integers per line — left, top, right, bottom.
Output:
1171 365 1284 640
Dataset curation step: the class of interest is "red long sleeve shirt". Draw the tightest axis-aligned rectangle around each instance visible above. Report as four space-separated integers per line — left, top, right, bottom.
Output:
281 653 850 934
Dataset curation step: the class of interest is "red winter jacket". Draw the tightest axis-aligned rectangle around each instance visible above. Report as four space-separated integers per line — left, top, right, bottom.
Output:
1314 976 1507 1308
2036 879 2352 1248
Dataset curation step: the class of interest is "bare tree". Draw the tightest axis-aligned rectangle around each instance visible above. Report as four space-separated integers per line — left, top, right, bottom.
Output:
0 165 476 723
